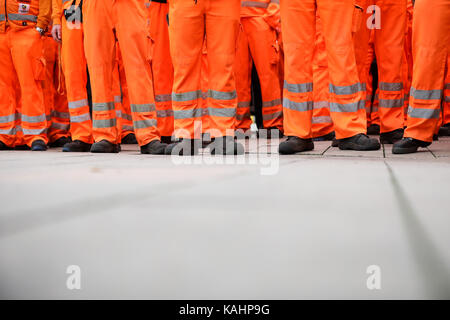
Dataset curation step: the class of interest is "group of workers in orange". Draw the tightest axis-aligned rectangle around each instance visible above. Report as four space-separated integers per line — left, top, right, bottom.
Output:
0 0 448 155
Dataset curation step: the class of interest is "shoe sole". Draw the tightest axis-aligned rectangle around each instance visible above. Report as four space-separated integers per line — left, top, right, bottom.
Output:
392 146 419 154
338 142 380 151
278 143 314 155
90 146 120 153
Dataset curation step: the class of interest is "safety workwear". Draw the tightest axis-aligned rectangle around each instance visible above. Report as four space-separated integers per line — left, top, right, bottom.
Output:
0 0 52 147
169 0 241 139
404 0 450 142
392 137 431 154
148 0 174 139
84 0 160 146
235 0 283 131
278 136 314 155
281 0 366 141
338 133 380 151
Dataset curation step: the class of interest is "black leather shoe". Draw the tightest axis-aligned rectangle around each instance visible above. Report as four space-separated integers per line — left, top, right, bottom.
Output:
380 128 404 144
165 139 200 156
433 134 439 141
62 140 91 152
141 140 167 154
160 136 173 144
209 136 244 155
0 141 12 150
90 140 120 153
392 137 431 154
14 144 30 150
331 138 339 147
367 124 380 135
31 139 47 151
278 136 314 154
313 131 335 141
338 133 380 151
438 124 450 136
49 136 71 148
121 133 138 144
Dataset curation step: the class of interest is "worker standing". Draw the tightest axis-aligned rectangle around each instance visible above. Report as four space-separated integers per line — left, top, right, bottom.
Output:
279 0 380 154
393 0 450 153
0 0 52 151
165 0 244 156
83 0 166 154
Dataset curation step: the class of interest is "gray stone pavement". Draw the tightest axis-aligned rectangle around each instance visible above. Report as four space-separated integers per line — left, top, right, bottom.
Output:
1 136 450 299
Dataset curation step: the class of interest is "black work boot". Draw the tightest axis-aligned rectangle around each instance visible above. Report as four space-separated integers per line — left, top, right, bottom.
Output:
49 136 71 148
14 144 30 150
160 136 173 144
62 140 92 152
380 128 404 144
367 124 380 135
209 136 244 155
331 138 339 147
31 139 47 151
438 124 450 137
338 133 380 151
313 131 335 141
278 136 314 154
165 139 200 156
0 141 12 150
121 133 138 144
141 140 167 155
433 134 439 141
392 137 431 154
90 140 120 153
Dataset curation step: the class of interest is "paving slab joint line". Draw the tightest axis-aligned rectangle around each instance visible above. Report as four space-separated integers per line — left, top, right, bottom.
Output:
426 147 437 159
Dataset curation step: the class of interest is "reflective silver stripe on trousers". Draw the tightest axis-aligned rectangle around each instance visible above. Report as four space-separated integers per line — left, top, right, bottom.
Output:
122 125 134 132
262 99 282 108
236 113 251 121
0 114 16 123
208 107 236 118
445 83 450 90
157 110 174 118
172 90 202 102
329 83 365 95
122 113 133 121
133 119 157 129
407 106 440 119
23 128 46 135
93 118 116 128
284 81 313 94
70 113 91 123
22 114 46 123
51 122 70 130
114 95 122 104
174 108 203 119
262 111 283 121
52 111 70 118
329 100 365 113
312 116 332 124
208 90 237 101
283 98 313 112
7 14 38 22
379 82 403 91
238 101 251 108
155 94 172 102
410 87 442 100
313 101 329 109
271 0 280 4
46 115 52 121
241 1 269 8
0 128 15 135
93 102 115 112
131 103 156 113
69 99 89 109
379 98 404 108
115 110 122 118
202 108 209 116
0 14 6 21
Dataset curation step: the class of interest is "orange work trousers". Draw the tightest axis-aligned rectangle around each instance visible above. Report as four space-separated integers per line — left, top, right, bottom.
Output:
0 27 47 147
281 0 366 140
404 0 450 142
169 0 240 139
312 15 334 138
84 0 160 146
42 37 70 143
61 17 93 144
149 1 174 138
115 46 134 140
235 17 283 131
444 57 450 126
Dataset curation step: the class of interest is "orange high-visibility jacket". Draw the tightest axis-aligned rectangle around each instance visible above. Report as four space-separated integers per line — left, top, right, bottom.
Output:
241 0 280 30
0 0 52 32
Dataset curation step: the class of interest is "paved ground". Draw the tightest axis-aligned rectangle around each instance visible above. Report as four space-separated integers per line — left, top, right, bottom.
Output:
1 136 450 299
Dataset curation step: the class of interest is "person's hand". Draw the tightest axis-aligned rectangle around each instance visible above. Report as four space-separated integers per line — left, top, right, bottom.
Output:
52 24 62 42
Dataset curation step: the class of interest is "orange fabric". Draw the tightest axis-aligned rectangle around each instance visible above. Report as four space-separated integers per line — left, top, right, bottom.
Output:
61 11 92 144
149 1 174 138
311 15 333 138
84 0 160 146
404 0 450 142
0 27 48 147
42 36 70 142
235 16 283 131
116 45 134 140
169 0 240 139
281 0 366 140
0 0 52 32
200 40 210 134
443 57 450 126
